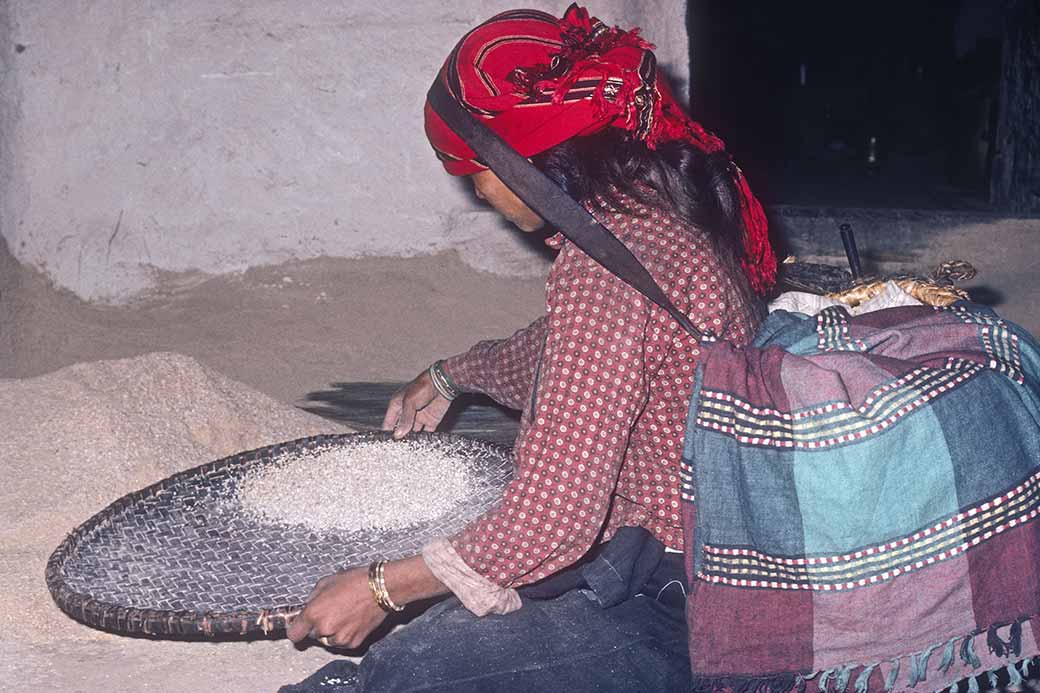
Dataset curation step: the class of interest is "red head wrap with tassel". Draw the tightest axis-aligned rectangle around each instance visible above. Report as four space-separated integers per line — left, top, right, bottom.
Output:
424 4 777 295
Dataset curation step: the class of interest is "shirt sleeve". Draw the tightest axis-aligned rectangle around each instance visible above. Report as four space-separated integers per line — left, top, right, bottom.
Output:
446 240 683 588
441 315 548 411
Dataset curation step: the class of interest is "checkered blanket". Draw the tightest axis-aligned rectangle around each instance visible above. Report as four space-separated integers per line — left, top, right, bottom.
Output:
681 304 1040 692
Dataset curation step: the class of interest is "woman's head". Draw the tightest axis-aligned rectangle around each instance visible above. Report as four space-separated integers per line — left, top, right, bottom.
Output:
424 4 777 295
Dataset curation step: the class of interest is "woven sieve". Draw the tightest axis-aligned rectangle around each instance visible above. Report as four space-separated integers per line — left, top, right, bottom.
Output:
46 432 513 638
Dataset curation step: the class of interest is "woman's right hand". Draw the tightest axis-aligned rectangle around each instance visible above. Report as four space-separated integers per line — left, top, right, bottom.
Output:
381 369 452 439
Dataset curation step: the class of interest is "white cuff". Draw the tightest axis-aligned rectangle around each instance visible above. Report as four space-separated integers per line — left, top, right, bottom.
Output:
421 538 522 616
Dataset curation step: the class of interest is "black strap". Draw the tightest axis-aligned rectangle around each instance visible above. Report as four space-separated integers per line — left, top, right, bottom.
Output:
427 81 704 341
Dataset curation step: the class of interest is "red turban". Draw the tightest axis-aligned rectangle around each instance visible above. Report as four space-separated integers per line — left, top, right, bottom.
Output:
424 4 777 295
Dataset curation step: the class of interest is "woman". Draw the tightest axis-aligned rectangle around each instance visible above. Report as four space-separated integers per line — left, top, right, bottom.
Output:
284 5 776 691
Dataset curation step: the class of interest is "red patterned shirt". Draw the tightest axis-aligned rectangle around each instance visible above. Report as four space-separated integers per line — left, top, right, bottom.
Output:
443 197 761 588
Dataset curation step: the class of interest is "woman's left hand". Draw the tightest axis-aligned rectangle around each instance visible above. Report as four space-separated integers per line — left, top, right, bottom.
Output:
286 567 387 649
382 369 451 439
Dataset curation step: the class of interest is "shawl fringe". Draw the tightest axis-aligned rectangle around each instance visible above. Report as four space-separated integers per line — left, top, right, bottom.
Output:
689 615 1036 693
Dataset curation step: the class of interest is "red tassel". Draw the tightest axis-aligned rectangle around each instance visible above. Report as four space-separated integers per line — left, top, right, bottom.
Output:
734 171 776 295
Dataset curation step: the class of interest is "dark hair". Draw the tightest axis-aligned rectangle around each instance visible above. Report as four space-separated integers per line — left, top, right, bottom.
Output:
534 128 748 264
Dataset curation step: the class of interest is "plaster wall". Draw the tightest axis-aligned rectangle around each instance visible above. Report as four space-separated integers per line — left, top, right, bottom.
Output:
0 1 689 302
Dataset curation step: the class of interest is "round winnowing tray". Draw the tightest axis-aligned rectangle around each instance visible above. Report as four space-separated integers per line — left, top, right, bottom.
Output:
46 432 513 638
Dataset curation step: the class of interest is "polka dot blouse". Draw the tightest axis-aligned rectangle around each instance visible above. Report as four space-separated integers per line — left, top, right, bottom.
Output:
443 196 761 588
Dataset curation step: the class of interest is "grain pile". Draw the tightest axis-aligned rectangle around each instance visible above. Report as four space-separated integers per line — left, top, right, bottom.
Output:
0 352 349 643
236 438 478 533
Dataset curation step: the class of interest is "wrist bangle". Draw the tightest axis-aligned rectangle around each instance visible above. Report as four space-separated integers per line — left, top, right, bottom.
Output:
428 360 461 401
367 560 405 613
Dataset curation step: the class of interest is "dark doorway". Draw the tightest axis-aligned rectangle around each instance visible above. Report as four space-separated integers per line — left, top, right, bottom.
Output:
687 1 1004 210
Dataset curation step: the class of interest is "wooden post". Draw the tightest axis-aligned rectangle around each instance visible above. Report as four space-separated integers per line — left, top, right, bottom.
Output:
991 0 1040 212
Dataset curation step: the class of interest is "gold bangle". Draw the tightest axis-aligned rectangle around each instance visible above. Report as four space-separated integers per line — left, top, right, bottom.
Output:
367 560 404 613
377 560 405 612
367 561 385 611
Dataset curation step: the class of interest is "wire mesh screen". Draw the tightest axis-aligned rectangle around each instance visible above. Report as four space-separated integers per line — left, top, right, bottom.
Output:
46 432 513 637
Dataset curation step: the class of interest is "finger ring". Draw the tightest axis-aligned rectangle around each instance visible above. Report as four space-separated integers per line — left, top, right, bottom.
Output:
318 636 332 647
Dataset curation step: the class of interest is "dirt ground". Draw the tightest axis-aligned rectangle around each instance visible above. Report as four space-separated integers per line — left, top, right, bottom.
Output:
0 237 549 403
2 638 344 692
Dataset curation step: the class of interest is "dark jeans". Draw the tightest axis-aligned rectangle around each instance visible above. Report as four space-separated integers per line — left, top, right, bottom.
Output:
279 528 691 693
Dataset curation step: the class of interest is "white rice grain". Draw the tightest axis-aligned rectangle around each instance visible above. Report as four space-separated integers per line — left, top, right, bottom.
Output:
235 438 478 533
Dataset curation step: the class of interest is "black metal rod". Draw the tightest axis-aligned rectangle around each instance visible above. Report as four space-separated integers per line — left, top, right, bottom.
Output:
839 223 862 281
